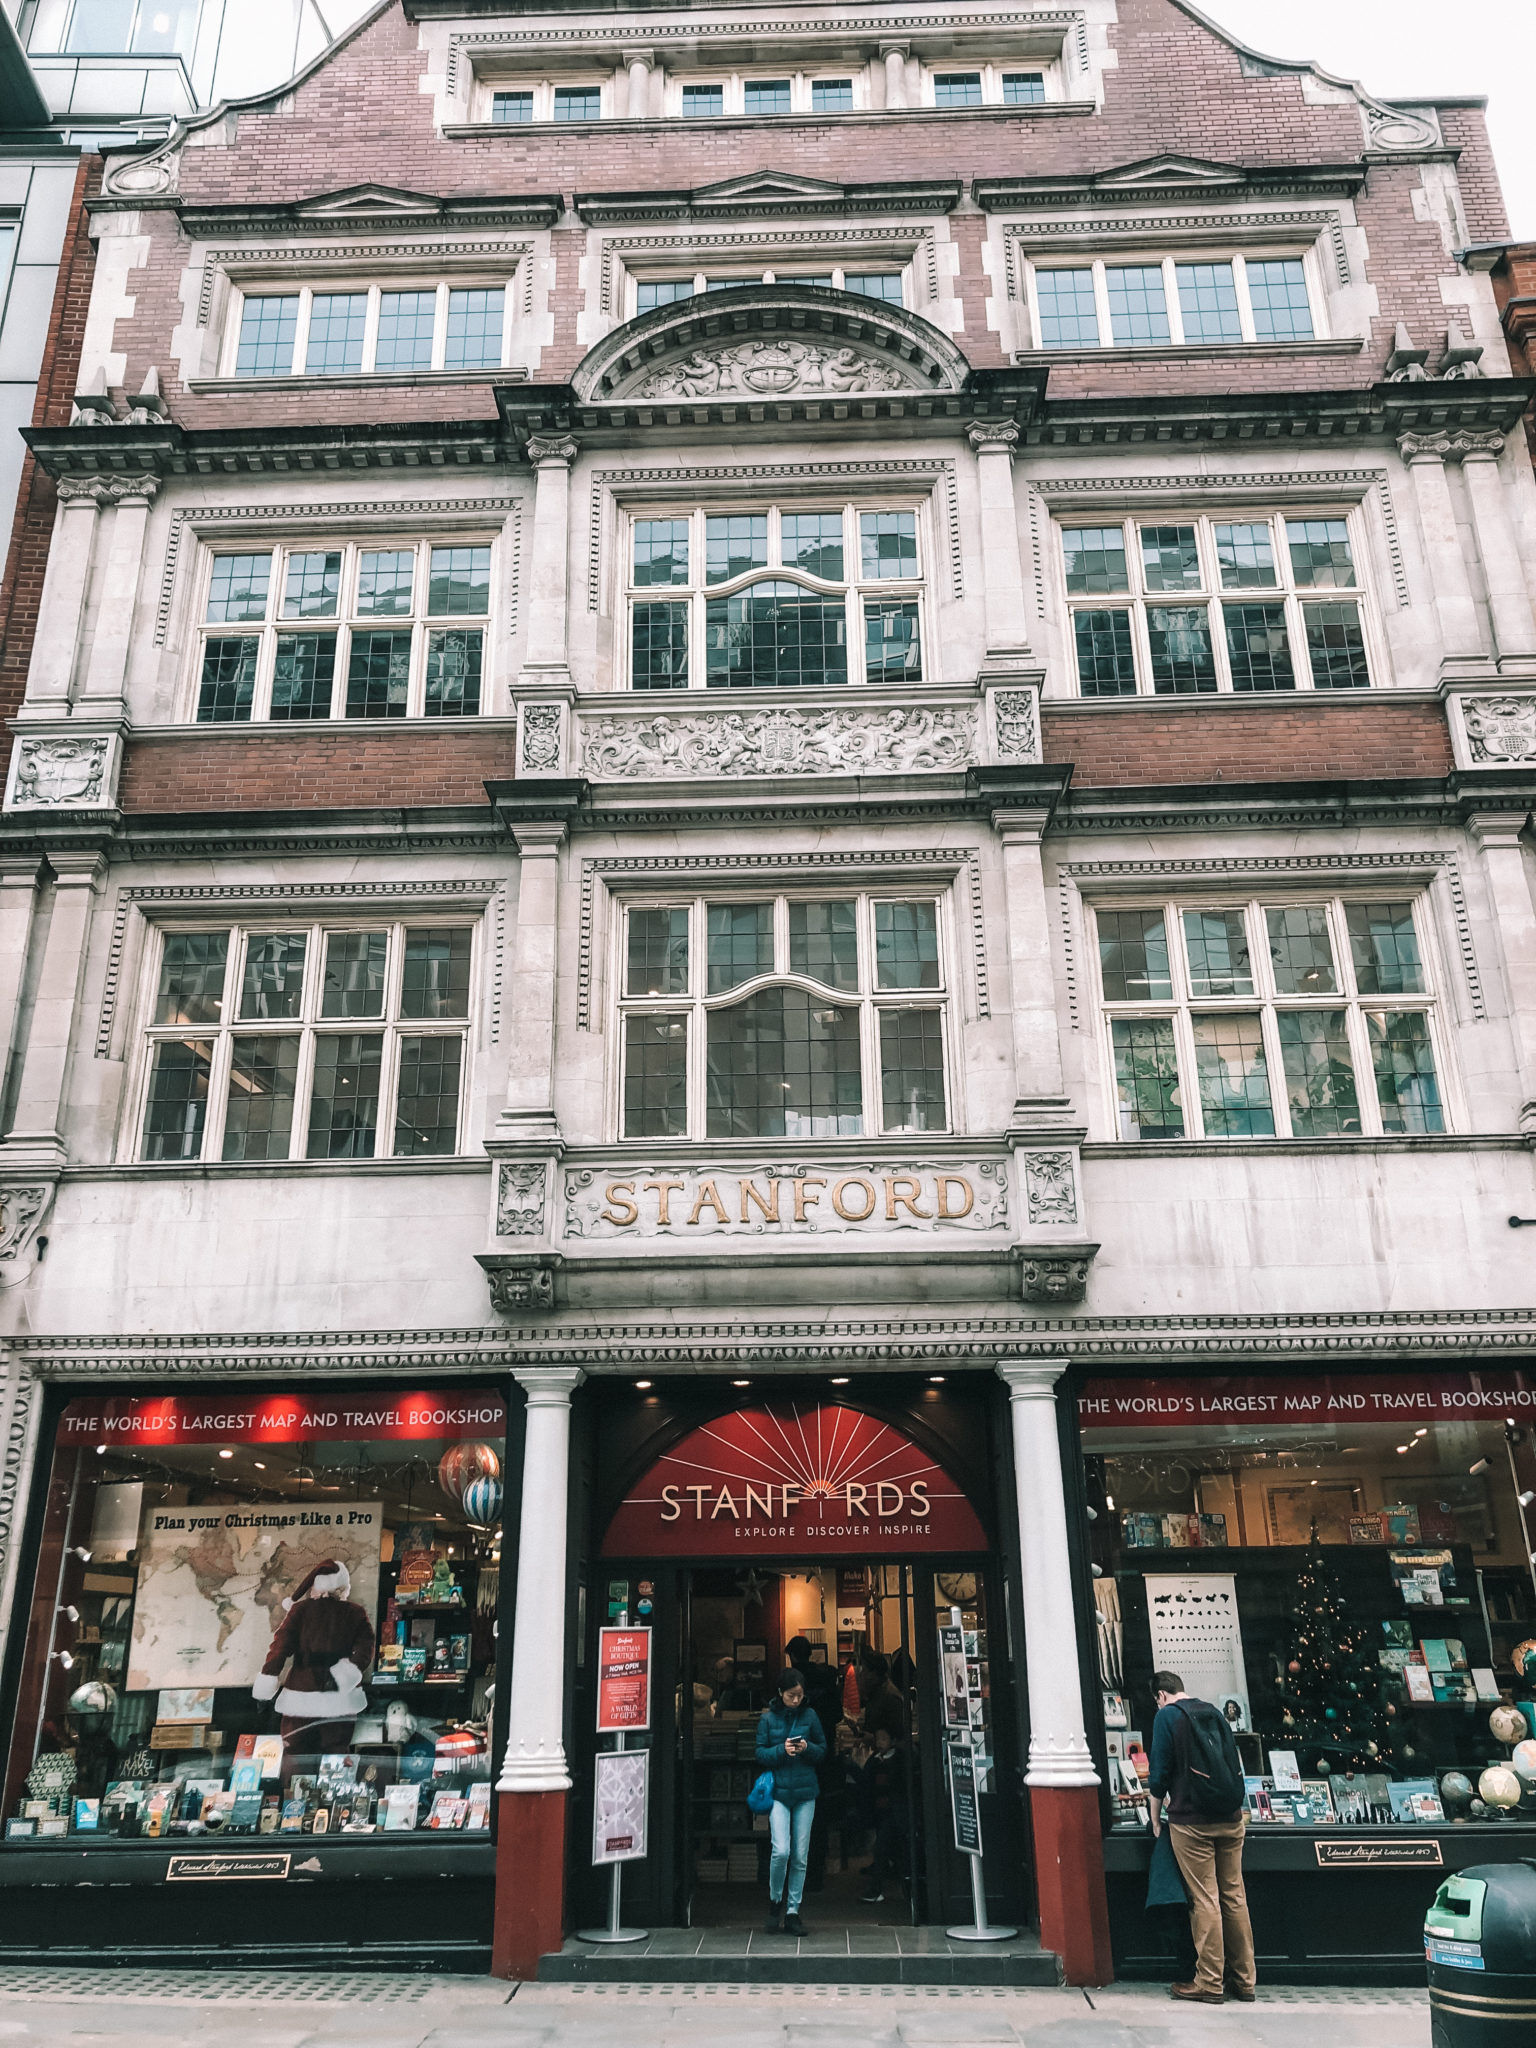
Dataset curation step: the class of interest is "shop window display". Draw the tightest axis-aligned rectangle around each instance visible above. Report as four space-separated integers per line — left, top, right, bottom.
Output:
1081 1372 1536 1833
4 1389 506 1846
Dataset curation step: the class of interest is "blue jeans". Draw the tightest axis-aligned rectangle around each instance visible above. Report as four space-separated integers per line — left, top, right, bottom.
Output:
769 1797 815 1913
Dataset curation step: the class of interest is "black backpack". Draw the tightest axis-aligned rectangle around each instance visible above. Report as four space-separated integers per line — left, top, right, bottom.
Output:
1173 1700 1246 1816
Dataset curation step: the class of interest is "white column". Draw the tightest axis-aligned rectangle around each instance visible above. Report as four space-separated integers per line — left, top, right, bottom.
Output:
2 853 104 1161
0 859 39 1107
623 50 653 118
77 476 158 718
994 808 1068 1122
520 434 576 686
969 423 1031 659
1460 438 1536 667
1400 435 1484 667
998 1361 1099 1788
497 822 565 1138
881 42 909 109
498 1367 585 1792
1467 811 1536 1133
19 483 102 713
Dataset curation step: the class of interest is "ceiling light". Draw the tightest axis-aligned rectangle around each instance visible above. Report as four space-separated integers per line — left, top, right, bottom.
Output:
1520 1490 1536 1509
1396 1445 1410 1454
95 1444 107 1456
1104 1494 1115 1511
253 1462 266 1471
733 1379 750 1388
1414 1428 1428 1439
218 1448 234 1460
1470 1458 1490 1475
830 1376 850 1385
635 1379 652 1390
928 1375 946 1384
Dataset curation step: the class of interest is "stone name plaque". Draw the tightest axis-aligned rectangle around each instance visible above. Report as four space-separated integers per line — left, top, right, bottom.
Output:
564 1160 1009 1239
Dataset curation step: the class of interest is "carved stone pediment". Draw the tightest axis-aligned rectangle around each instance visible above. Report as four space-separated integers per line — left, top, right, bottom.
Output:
572 285 972 405
580 702 979 781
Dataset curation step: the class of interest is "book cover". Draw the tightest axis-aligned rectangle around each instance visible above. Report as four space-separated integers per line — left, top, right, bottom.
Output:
1349 1514 1385 1545
427 1792 467 1830
72 1798 100 1831
466 1782 491 1831
1381 1503 1422 1544
383 1784 420 1832
400 1647 427 1681
1421 1639 1452 1673
1405 1665 1436 1702
1267 1750 1303 1791
1197 1513 1228 1548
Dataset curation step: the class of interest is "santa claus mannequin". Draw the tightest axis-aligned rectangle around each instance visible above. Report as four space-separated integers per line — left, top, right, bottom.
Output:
252 1559 375 1762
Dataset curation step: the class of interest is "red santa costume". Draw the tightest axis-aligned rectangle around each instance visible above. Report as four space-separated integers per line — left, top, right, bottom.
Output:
252 1560 375 1759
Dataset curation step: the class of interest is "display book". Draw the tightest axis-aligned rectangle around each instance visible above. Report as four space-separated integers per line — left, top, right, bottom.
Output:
5 1545 493 1844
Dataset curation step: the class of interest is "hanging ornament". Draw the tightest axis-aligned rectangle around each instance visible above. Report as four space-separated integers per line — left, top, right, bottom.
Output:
437 1442 501 1511
1314 1758 1332 1776
1288 1660 1301 1675
459 1473 504 1530
1365 1741 1379 1756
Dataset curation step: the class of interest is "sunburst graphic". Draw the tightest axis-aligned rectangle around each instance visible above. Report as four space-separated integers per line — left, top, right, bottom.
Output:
603 1402 985 1557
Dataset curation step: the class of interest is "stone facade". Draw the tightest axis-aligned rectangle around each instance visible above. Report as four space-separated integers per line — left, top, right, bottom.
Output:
0 0 1535 1987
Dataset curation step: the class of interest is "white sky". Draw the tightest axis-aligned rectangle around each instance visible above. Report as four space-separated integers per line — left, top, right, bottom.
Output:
1199 1 1536 238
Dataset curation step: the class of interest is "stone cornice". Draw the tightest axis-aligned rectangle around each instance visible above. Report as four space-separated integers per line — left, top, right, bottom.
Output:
11 1306 1536 1376
573 178 962 227
22 418 513 484
974 160 1368 211
166 192 563 238
1022 378 1534 450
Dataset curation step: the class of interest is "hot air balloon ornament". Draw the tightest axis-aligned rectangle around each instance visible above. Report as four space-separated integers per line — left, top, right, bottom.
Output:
459 1472 504 1531
437 1441 500 1510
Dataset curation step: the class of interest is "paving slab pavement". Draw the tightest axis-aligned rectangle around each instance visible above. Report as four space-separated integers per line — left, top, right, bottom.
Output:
0 1972 1431 2048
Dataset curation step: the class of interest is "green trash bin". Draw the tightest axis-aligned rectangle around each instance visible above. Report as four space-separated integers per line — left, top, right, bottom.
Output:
1425 1861 1536 2045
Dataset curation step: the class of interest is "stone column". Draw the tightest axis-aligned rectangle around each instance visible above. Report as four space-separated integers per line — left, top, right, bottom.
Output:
76 476 159 719
1467 812 1536 1133
520 434 577 688
0 859 40 1109
1399 434 1484 671
998 1361 1111 1985
881 42 909 109
992 807 1071 1128
1 853 105 1166
622 49 653 118
496 821 566 1142
1459 436 1536 667
19 482 102 713
492 1366 585 1978
969 422 1031 660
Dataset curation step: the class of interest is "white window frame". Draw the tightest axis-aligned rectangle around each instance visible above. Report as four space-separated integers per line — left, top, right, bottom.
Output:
626 262 909 316
922 61 1057 108
129 918 479 1166
190 537 497 723
612 889 957 1143
1088 893 1453 1143
1055 508 1382 697
1025 248 1329 351
224 279 517 378
665 70 873 118
620 499 930 692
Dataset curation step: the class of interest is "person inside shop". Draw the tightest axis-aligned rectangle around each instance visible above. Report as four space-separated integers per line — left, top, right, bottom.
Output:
756 1667 826 1935
855 1723 911 1905
713 1657 755 1711
785 1634 842 1892
858 1651 906 1742
1147 1670 1256 2007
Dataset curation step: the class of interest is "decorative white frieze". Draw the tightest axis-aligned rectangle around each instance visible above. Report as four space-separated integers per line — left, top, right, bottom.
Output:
496 1162 550 1237
985 682 1042 764
631 338 917 400
580 702 978 781
1443 685 1536 771
4 732 120 811
516 699 568 776
563 1159 1009 1240
0 1184 53 1267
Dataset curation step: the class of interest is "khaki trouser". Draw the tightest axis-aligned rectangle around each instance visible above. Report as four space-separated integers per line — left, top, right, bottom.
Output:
1169 1815 1256 1997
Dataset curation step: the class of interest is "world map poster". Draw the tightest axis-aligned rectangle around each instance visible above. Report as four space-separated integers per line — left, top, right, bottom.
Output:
126 1501 383 1692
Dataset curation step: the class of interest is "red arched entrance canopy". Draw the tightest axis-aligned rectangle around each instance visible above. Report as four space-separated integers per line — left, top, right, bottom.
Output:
601 1400 986 1556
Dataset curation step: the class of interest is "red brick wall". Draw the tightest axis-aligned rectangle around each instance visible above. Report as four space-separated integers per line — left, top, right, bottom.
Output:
118 728 514 811
1042 697 1454 787
1439 105 1510 244
0 153 99 775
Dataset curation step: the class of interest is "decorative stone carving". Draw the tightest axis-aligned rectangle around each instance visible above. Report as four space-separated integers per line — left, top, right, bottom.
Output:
967 421 1020 456
1438 322 1485 381
0 1184 52 1264
1018 1253 1093 1305
992 689 1039 763
1462 698 1536 765
520 703 564 774
1398 430 1506 464
563 1159 1009 1239
497 1162 549 1236
1023 1152 1078 1227
632 340 916 401
1385 322 1430 382
7 735 114 810
526 433 579 467
1365 105 1440 153
55 477 109 506
581 704 978 781
484 1259 558 1312
103 148 176 197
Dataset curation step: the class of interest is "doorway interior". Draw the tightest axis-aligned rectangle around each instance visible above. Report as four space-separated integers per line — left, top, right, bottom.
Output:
673 1557 997 1930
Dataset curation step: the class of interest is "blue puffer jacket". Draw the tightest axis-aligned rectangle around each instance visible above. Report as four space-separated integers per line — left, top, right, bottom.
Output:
756 1700 826 1807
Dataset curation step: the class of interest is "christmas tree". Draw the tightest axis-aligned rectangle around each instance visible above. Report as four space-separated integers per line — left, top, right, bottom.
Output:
1276 1525 1389 1771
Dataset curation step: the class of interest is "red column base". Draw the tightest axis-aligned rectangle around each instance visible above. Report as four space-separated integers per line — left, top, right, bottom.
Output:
491 1788 567 1979
1029 1782 1113 1987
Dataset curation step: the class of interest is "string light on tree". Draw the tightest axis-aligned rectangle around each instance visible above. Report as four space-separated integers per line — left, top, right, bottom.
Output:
1276 1523 1390 1771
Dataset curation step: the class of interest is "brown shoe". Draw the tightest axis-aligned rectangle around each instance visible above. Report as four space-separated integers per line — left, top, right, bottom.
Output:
1170 1984 1224 2004
1224 1984 1257 2003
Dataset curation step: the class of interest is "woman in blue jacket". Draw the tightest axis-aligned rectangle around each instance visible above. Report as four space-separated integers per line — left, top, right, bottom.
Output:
756 1668 827 1933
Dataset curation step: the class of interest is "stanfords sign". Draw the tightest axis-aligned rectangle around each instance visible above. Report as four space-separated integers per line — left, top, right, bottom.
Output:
1078 1372 1536 1429
602 1402 987 1556
564 1159 1008 1238
58 1391 507 1447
